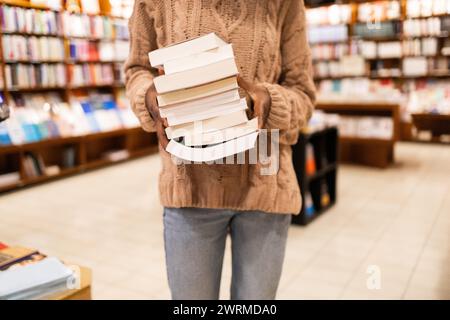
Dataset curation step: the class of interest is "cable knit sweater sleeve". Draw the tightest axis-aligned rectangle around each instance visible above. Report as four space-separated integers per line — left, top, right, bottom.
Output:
124 0 158 132
262 0 316 145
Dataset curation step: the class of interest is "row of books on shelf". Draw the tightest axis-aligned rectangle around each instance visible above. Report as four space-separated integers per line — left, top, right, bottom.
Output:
314 56 449 78
0 91 139 146
5 63 66 89
22 152 61 179
0 244 75 300
68 63 115 87
357 1 401 23
305 0 450 26
308 24 348 44
3 62 125 89
308 110 393 140
1 35 130 63
2 35 65 62
305 1 402 26
313 55 366 78
406 0 450 18
317 78 404 104
338 116 394 140
55 0 134 18
68 39 129 62
62 13 128 39
404 17 450 37
312 38 450 61
316 78 450 116
0 147 132 188
306 4 352 26
0 5 129 40
406 80 450 115
0 5 60 35
311 43 352 61
308 19 449 45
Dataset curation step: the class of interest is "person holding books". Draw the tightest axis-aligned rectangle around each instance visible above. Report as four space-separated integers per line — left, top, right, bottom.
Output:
125 0 316 300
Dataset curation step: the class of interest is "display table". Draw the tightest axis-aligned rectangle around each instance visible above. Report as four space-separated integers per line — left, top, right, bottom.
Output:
48 266 92 300
412 113 450 142
316 101 400 168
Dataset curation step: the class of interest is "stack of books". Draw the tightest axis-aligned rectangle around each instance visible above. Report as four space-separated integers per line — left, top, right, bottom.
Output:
0 245 74 300
0 248 74 300
149 33 258 162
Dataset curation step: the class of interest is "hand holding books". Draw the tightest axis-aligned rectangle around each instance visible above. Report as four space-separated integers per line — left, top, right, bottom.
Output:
237 76 271 129
148 33 260 162
145 82 169 149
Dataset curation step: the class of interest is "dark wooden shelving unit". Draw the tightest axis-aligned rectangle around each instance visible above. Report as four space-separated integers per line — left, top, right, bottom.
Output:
0 128 158 193
292 127 339 225
316 101 400 168
411 113 450 142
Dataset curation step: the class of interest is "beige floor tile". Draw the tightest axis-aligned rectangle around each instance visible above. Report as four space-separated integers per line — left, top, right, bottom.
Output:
0 143 449 300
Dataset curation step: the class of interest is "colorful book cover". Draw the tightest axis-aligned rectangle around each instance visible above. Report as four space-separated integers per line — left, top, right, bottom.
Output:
306 143 317 176
81 102 100 132
0 123 12 145
0 247 40 271
304 192 315 218
321 181 331 208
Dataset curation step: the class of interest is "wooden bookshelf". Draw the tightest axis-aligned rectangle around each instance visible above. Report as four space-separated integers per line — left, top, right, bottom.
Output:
0 1 159 193
0 0 130 103
0 127 158 193
316 101 400 168
307 0 450 142
411 113 450 142
292 127 339 225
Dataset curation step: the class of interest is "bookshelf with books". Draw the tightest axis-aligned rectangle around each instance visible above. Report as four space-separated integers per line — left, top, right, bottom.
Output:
0 0 157 193
292 126 338 225
306 0 450 143
315 101 400 168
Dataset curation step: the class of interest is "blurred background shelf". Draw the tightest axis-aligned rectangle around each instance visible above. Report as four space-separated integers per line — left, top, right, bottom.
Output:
292 127 338 225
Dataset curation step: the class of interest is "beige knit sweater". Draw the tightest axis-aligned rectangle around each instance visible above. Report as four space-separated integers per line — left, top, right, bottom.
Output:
125 0 316 214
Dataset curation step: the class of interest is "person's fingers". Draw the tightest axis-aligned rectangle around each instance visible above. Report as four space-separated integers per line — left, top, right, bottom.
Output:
237 75 252 93
157 67 165 76
253 101 265 129
156 122 169 149
161 118 169 128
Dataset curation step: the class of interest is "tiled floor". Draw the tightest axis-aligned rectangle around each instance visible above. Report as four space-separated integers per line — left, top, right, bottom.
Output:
0 142 449 300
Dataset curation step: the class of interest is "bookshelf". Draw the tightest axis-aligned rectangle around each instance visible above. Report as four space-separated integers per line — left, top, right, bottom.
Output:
306 0 450 142
316 101 400 168
292 127 338 225
411 113 450 142
0 127 157 193
0 0 157 193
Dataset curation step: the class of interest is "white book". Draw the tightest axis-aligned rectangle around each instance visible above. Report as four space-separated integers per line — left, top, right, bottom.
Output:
164 44 234 75
160 89 240 117
166 131 259 162
153 58 238 94
149 33 226 67
157 77 238 107
166 110 248 140
167 98 247 127
0 257 73 300
185 118 258 146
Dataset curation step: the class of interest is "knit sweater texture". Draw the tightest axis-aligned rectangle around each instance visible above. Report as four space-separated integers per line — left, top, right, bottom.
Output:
124 0 316 214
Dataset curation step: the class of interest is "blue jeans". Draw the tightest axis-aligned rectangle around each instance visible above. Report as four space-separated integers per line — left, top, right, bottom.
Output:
163 207 291 300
